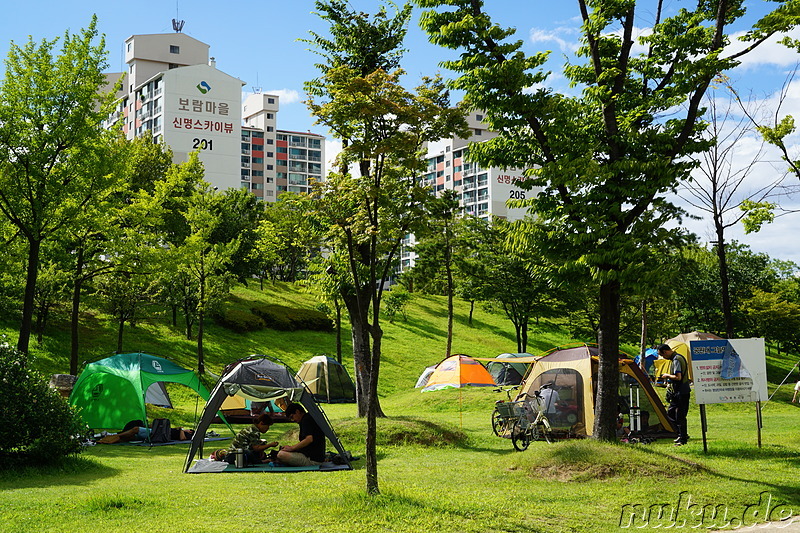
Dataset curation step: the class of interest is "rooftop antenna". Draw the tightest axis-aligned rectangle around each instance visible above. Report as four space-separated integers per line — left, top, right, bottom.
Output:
172 1 184 32
252 73 262 94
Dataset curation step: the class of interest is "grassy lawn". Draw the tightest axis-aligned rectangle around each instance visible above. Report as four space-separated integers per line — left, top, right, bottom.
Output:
2 282 800 531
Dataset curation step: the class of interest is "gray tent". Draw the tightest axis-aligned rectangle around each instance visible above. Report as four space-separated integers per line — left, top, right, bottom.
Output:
295 355 356 403
487 353 532 386
183 356 351 472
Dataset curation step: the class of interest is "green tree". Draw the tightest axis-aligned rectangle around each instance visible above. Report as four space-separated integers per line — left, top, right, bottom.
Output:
409 190 460 354
457 217 563 353
680 91 779 338
415 0 800 440
306 0 468 495
0 17 121 353
741 289 800 352
259 192 320 282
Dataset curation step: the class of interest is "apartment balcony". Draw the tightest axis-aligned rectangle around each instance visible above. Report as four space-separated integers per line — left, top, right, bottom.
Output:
241 149 251 155
307 155 321 162
153 87 162 97
241 134 251 142
288 154 306 160
241 175 251 181
289 140 307 147
477 194 489 202
241 162 251 168
462 180 476 190
153 124 162 134
477 180 488 187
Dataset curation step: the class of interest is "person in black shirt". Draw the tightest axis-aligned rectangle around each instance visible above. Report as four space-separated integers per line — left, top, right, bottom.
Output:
658 343 691 446
276 403 325 466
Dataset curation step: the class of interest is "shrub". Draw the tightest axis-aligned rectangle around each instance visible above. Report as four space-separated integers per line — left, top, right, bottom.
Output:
0 343 89 464
214 308 265 333
250 304 333 332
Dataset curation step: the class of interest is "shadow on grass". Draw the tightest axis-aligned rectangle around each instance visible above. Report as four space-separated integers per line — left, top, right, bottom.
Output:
0 455 118 489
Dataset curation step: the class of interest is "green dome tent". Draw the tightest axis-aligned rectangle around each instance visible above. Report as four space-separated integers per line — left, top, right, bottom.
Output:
69 353 210 431
486 353 532 385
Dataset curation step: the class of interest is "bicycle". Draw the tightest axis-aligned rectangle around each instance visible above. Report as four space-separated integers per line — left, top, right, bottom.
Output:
510 388 554 450
491 386 520 437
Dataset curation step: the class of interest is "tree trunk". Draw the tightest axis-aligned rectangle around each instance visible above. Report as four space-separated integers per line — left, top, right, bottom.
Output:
468 300 474 327
17 238 41 354
639 299 648 373
171 305 178 327
117 317 125 353
365 322 383 495
521 320 528 353
197 308 205 374
70 253 84 375
593 279 621 441
335 303 343 364
715 236 734 338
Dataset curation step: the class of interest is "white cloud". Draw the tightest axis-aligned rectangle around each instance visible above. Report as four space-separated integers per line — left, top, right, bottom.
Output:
726 27 800 70
529 27 580 54
266 89 301 104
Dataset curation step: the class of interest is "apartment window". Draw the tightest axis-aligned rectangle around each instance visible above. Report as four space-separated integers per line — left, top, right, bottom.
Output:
252 157 264 164
277 134 287 141
170 45 180 54
266 164 274 170
252 170 264 177
169 63 179 69
475 114 483 121
266 126 274 132
266 152 274 158
266 190 274 197
277 147 287 153
266 139 274 145
474 128 482 135
253 131 264 138
127 42 131 52
266 113 274 119
268 98 275 104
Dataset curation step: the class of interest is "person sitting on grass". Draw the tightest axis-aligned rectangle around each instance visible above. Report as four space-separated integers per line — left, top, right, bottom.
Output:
226 413 278 465
276 403 326 467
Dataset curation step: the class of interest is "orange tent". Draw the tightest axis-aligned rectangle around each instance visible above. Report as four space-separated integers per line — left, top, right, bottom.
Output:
421 354 496 392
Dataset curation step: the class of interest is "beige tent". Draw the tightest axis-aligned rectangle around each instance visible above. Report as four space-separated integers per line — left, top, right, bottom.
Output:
516 344 674 438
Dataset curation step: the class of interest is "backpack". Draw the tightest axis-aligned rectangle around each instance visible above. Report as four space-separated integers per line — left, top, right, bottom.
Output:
150 418 171 443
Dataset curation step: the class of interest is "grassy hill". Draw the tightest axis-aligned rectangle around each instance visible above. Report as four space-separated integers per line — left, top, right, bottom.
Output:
3 282 800 532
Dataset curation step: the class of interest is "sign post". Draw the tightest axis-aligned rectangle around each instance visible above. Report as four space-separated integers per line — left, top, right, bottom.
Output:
690 338 768 451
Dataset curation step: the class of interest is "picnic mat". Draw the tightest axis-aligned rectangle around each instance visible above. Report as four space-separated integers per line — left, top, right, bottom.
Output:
187 459 352 473
106 437 229 447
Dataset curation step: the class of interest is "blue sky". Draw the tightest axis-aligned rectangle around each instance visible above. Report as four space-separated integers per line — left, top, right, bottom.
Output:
1 0 799 264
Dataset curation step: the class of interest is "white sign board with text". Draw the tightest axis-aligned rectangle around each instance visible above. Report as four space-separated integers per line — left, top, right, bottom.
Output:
690 338 768 405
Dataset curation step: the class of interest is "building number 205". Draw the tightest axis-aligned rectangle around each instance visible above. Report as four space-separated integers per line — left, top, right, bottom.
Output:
192 138 213 151
509 190 526 200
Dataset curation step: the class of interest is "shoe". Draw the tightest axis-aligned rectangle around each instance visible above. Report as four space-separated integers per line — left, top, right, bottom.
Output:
674 442 685 447
674 436 690 443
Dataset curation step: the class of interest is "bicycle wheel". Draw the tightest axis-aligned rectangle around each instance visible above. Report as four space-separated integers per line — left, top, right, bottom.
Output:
511 421 530 451
491 410 503 436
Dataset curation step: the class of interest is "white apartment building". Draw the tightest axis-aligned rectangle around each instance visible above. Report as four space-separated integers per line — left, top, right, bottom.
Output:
104 31 323 201
400 111 541 271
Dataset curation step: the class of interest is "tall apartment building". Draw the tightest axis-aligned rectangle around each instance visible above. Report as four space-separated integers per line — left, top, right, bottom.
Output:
242 94 324 200
400 111 541 271
104 30 323 200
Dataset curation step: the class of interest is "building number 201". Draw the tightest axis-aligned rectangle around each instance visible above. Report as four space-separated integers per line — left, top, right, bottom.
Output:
192 138 213 150
509 190 526 200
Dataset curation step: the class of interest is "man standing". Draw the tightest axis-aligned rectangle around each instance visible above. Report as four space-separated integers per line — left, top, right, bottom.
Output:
277 403 326 466
658 344 691 446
